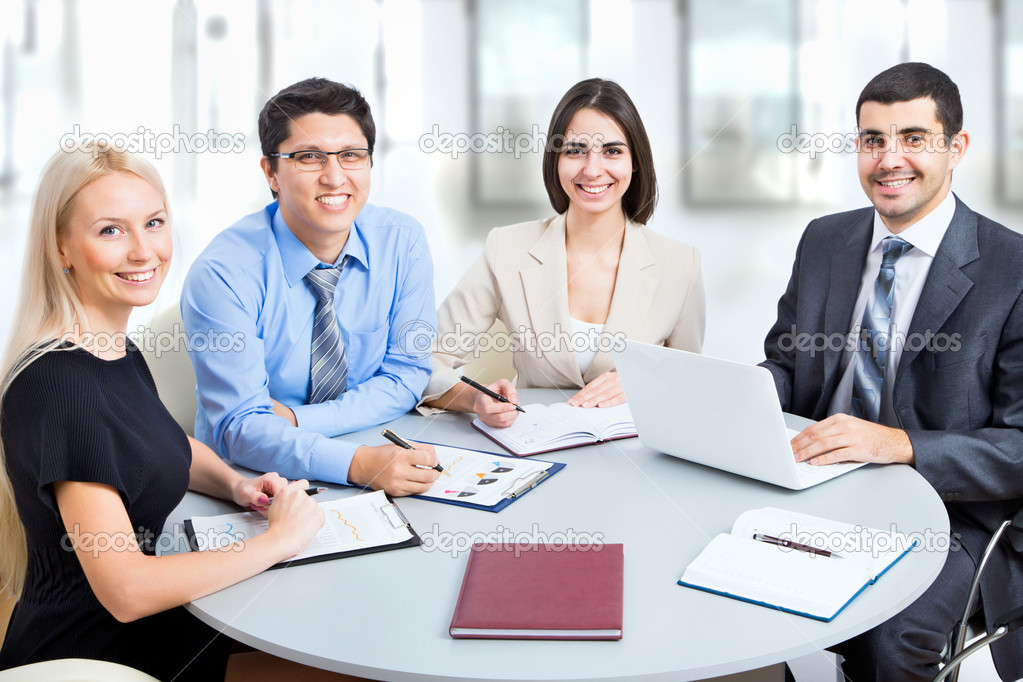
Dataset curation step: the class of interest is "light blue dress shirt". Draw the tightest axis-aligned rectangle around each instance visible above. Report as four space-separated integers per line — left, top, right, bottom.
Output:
181 202 436 483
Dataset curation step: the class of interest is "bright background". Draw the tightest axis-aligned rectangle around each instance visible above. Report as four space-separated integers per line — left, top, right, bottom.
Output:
1 0 1022 365
1 3 1018 678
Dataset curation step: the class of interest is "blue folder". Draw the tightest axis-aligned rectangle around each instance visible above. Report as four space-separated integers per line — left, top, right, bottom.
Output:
412 444 565 513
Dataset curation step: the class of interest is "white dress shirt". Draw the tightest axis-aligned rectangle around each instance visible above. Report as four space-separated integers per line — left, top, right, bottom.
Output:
828 191 957 426
570 316 606 375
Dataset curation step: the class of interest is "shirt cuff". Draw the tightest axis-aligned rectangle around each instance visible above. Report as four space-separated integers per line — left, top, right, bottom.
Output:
309 437 359 485
293 401 336 437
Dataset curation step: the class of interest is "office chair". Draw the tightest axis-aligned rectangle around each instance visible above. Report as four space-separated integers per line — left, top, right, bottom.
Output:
0 658 159 681
138 302 198 437
461 319 517 386
933 506 1023 682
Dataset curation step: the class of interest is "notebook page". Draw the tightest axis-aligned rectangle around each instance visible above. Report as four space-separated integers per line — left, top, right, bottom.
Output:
551 402 637 439
473 404 598 452
417 446 554 506
190 490 411 561
681 533 872 618
730 507 915 575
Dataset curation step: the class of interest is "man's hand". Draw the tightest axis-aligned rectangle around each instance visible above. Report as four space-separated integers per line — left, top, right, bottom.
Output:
472 378 521 429
270 398 297 427
791 413 914 466
348 442 441 496
567 371 625 408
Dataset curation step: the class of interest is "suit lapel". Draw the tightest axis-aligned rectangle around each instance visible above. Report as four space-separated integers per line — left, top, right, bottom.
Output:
816 214 874 416
899 198 978 377
590 222 659 381
519 215 583 386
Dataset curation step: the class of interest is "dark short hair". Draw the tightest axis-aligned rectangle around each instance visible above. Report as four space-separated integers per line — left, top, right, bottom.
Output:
856 62 963 135
258 78 376 196
542 78 657 225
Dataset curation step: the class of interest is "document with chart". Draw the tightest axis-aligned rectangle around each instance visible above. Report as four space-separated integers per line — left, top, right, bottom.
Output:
678 507 917 622
414 445 564 511
186 490 419 567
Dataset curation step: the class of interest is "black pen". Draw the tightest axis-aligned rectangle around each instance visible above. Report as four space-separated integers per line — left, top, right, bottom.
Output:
459 375 526 413
753 533 841 558
382 429 444 473
265 486 325 503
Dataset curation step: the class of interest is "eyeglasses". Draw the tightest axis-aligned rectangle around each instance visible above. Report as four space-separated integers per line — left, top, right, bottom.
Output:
268 148 372 171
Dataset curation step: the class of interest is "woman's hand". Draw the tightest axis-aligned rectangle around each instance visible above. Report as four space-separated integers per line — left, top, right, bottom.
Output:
231 472 289 516
265 479 325 558
473 378 521 429
567 371 626 408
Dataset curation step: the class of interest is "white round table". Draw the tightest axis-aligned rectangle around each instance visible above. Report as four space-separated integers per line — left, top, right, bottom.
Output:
165 389 949 681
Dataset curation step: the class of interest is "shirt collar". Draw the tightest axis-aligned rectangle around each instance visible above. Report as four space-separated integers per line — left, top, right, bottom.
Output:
269 202 369 288
869 190 956 258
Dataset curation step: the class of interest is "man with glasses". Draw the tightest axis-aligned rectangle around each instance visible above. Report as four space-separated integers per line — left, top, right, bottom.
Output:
182 78 441 495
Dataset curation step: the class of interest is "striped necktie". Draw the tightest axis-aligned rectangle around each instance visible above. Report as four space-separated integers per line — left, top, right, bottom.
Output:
306 257 349 404
850 236 913 422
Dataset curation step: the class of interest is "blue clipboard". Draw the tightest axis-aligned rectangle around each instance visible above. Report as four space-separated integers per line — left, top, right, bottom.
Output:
412 443 565 513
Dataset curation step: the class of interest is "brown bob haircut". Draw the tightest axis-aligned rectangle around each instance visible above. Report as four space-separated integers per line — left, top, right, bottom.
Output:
541 78 658 225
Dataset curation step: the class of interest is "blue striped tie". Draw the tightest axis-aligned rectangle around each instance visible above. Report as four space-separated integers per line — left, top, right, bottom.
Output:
307 258 349 404
851 237 913 422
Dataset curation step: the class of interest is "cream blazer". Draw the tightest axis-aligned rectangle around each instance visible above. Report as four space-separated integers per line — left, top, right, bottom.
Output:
420 214 706 406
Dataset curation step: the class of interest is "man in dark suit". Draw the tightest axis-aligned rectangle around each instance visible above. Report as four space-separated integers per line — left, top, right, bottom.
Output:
762 62 1023 681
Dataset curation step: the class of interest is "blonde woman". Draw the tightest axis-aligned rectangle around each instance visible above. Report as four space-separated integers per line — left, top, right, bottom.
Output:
0 143 325 680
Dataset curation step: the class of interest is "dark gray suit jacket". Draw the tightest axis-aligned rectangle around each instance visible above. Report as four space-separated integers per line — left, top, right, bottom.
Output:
761 196 1023 679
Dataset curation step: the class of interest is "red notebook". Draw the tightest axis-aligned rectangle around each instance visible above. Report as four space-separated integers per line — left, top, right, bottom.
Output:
449 542 624 640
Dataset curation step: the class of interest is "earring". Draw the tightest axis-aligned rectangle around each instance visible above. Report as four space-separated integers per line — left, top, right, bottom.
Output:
63 266 70 274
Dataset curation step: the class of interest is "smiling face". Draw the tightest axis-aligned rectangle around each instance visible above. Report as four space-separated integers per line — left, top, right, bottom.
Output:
260 112 370 262
557 108 633 224
857 97 968 233
58 171 171 331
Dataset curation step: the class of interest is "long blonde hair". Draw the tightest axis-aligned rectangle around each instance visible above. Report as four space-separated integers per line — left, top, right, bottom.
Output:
0 142 168 597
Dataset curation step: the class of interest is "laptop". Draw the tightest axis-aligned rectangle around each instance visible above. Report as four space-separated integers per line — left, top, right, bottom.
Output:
612 340 866 490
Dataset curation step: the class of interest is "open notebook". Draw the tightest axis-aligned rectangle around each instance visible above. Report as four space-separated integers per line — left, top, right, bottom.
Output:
472 402 637 456
678 507 917 622
185 490 419 568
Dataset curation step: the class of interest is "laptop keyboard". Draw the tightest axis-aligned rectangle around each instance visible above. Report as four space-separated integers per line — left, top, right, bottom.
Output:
795 459 864 485
786 428 866 485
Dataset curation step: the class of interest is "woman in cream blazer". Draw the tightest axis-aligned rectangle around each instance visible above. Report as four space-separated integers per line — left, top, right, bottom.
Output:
421 78 706 426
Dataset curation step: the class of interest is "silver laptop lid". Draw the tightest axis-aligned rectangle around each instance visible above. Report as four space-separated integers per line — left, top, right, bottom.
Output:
613 340 805 488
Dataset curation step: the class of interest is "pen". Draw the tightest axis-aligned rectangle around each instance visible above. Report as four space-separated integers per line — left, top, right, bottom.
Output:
382 429 444 473
459 375 526 413
266 486 325 502
753 533 841 558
